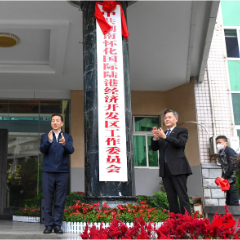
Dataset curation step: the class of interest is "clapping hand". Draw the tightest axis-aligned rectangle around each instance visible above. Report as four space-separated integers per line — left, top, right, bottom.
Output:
152 127 166 139
48 130 53 142
59 133 65 145
158 128 166 139
152 127 160 140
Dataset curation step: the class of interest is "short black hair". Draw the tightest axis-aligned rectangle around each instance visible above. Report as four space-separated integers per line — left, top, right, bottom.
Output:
51 114 63 122
164 109 178 118
216 135 228 142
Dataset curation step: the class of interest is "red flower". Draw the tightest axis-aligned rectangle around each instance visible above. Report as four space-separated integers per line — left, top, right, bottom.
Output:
111 211 116 218
80 224 89 239
103 202 110 208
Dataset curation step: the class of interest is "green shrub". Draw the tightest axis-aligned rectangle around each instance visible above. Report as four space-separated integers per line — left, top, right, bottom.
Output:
65 191 85 207
137 192 194 212
137 191 169 211
24 193 43 208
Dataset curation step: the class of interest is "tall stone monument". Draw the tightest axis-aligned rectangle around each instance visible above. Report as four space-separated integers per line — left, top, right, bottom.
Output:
72 1 135 206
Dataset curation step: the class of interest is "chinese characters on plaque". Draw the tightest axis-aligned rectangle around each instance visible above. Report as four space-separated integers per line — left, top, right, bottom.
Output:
97 4 128 181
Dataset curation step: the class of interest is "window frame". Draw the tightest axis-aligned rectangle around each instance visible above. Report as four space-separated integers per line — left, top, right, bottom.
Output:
132 116 160 169
224 27 240 60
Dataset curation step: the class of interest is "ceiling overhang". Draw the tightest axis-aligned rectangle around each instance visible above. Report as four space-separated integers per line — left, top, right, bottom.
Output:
0 21 69 74
0 1 220 99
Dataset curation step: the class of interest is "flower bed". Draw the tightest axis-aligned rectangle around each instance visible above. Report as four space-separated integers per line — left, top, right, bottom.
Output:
12 215 40 223
81 206 240 239
63 201 168 223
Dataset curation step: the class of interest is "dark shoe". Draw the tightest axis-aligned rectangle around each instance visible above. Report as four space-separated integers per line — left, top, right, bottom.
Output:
43 226 53 234
54 225 63 234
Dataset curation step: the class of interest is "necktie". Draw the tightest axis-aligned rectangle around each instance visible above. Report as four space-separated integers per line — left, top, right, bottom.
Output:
164 129 171 162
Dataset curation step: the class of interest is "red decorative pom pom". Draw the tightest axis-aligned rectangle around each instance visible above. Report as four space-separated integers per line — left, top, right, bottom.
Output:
103 1 117 13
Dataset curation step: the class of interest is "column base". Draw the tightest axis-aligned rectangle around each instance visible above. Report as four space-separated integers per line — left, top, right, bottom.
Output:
83 196 137 208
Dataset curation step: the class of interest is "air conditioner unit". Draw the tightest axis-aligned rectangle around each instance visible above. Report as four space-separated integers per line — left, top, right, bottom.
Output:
209 136 217 155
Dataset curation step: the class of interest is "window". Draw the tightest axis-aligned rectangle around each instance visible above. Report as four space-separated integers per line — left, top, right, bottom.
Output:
224 30 240 58
232 93 240 125
228 61 240 91
231 93 240 144
133 116 159 167
237 129 240 141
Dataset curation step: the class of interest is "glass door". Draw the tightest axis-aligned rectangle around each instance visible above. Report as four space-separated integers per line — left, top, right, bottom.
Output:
6 136 41 207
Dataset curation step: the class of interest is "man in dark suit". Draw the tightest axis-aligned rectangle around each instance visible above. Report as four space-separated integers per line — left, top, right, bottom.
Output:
40 114 74 234
216 135 239 205
151 109 192 214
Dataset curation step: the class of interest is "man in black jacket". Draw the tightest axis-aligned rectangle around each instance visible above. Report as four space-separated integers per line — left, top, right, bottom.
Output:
216 135 239 206
151 109 192 214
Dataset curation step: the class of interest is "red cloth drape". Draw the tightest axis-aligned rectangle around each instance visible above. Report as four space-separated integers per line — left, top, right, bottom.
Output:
94 1 129 39
215 177 230 191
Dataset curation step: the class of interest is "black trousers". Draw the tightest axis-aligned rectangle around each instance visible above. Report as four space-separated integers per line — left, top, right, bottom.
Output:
226 181 239 206
42 172 69 227
162 162 191 214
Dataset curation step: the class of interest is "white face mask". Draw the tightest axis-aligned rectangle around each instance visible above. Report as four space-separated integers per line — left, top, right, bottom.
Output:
217 144 225 151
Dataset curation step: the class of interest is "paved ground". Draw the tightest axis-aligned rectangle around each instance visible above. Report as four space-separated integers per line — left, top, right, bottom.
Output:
0 220 81 240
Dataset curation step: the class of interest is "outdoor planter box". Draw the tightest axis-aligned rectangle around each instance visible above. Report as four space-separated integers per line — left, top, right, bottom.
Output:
12 215 40 223
62 221 163 233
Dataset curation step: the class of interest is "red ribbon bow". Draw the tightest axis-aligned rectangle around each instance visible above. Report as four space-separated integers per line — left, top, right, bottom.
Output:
94 1 129 39
215 177 230 192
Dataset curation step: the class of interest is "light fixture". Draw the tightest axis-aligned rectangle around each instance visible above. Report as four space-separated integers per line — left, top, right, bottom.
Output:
0 33 20 48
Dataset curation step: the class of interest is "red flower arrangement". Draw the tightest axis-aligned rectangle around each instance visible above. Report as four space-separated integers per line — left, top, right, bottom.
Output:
63 200 168 223
81 205 240 239
13 207 40 217
102 1 117 13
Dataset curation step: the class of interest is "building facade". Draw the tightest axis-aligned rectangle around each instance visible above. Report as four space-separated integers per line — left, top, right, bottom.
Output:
196 0 240 207
0 1 221 218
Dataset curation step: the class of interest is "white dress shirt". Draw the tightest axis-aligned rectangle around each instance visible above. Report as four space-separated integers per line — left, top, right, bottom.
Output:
49 130 61 143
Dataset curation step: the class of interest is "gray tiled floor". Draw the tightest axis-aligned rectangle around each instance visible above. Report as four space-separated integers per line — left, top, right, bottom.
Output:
0 220 81 239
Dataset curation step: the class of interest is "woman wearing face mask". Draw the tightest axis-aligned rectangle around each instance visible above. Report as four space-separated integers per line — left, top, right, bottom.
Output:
216 135 239 206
